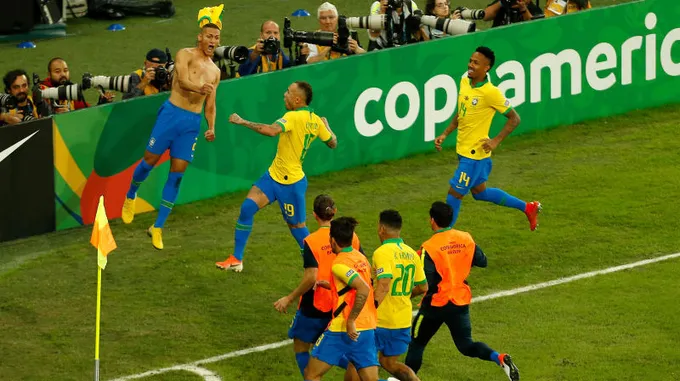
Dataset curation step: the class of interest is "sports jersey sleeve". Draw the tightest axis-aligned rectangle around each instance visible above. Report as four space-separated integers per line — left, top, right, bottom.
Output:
332 263 359 286
275 111 296 132
414 251 427 286
302 241 318 269
488 86 512 115
317 118 333 142
372 248 393 280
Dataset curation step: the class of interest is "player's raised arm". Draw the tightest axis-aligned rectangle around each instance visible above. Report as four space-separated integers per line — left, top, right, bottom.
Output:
228 113 283 137
320 117 337 149
203 74 220 142
174 49 212 94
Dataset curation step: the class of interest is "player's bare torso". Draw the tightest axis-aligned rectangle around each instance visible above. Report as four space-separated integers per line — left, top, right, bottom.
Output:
169 47 220 114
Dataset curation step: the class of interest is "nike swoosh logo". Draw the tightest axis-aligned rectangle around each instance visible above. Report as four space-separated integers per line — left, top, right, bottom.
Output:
0 130 40 164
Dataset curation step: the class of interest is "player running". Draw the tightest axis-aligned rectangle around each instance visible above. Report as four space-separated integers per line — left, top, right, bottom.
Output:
434 46 541 230
216 81 337 272
405 201 520 381
121 22 221 250
371 210 427 381
304 217 380 381
273 194 362 378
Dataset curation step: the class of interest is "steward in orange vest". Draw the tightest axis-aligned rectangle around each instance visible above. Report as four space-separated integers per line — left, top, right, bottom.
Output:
405 201 521 381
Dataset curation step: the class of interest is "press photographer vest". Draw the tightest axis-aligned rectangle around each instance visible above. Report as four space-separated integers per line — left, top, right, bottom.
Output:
134 69 161 96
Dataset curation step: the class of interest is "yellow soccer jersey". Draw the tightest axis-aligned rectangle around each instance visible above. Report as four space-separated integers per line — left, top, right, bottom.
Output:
269 107 333 185
456 75 513 160
372 238 426 329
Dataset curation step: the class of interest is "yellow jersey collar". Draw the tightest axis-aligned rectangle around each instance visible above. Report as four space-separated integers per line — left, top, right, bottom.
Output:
468 75 489 88
296 106 313 112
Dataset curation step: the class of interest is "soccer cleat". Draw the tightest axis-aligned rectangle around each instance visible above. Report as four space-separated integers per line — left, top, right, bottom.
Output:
499 353 520 381
216 255 243 272
121 197 136 224
147 226 164 250
524 201 542 231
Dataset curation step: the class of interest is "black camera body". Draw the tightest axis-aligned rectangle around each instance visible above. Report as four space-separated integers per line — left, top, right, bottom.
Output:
0 93 17 109
262 36 281 55
154 66 169 83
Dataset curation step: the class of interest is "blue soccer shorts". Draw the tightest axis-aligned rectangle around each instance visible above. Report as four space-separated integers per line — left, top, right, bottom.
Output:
375 327 411 357
449 155 493 196
311 330 379 370
254 171 308 225
288 309 331 344
147 100 202 162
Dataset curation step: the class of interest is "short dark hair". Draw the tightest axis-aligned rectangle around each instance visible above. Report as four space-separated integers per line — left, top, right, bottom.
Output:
295 81 313 105
314 194 336 221
379 209 402 230
330 217 359 248
475 46 495 69
47 57 65 73
429 201 453 228
3 69 28 93
202 23 220 31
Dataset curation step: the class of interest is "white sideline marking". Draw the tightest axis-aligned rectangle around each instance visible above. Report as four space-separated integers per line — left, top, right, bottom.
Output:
109 252 680 381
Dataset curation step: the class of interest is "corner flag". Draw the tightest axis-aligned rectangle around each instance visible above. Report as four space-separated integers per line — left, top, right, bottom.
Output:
91 196 117 269
90 196 117 381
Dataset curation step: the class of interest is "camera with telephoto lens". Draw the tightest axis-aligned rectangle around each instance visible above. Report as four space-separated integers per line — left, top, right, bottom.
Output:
345 14 388 31
82 73 132 93
283 17 334 50
214 45 249 63
30 72 83 104
416 14 476 35
262 36 281 55
455 7 486 20
0 93 17 109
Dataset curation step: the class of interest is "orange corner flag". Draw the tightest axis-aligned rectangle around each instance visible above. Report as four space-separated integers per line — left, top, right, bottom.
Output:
90 196 117 269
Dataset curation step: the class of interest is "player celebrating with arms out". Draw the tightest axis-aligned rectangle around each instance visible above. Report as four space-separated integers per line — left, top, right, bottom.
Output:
216 81 337 272
435 46 541 230
121 17 222 250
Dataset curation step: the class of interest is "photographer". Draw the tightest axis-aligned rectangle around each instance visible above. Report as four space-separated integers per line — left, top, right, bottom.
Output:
458 0 542 27
122 48 172 100
423 0 460 39
306 2 366 64
545 0 591 17
368 0 428 51
1 70 39 126
38 57 113 114
237 20 292 77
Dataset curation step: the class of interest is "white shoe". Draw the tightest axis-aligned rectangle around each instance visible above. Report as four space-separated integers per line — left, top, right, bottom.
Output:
500 354 520 381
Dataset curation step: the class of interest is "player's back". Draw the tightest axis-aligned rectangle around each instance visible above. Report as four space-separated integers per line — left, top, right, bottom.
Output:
270 108 332 185
456 74 512 160
373 238 426 329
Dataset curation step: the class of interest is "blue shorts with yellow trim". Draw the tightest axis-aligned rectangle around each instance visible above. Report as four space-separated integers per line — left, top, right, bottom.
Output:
288 309 330 344
449 155 492 195
311 330 379 370
375 327 411 357
147 100 201 162
254 171 308 225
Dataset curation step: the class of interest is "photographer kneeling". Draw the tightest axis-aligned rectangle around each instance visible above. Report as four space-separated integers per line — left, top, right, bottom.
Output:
237 20 292 77
306 2 365 64
123 49 172 100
